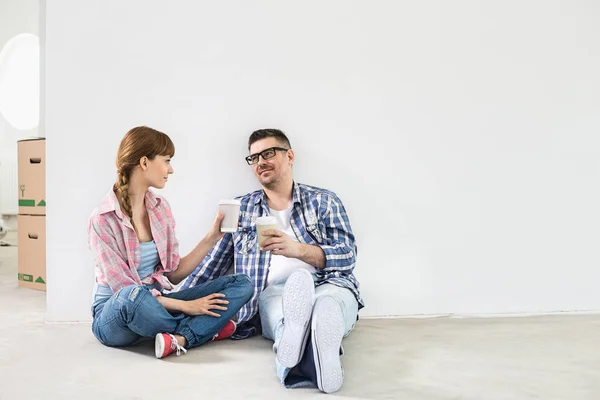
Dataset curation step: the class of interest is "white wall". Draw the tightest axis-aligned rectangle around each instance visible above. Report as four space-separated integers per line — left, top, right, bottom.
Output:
45 0 600 322
0 0 39 222
0 0 39 162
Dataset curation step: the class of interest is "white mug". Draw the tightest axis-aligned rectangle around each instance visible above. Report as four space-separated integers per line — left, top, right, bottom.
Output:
218 200 241 233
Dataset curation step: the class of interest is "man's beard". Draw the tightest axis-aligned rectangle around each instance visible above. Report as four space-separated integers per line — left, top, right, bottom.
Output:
261 175 280 190
258 166 278 189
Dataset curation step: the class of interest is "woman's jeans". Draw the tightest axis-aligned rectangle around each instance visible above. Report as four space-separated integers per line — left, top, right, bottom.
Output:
91 274 253 348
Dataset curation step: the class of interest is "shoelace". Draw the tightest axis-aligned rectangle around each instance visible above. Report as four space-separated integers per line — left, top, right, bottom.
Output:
169 334 187 356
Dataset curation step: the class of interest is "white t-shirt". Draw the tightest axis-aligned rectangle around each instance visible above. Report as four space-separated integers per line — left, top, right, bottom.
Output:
266 206 317 286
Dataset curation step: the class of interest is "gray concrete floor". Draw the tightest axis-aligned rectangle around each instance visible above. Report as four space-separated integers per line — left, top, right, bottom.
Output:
1 230 599 399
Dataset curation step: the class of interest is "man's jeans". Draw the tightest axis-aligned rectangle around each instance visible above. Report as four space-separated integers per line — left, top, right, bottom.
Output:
259 276 359 388
92 274 253 348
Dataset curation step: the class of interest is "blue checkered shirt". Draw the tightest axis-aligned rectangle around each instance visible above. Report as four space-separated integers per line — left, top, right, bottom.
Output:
181 182 363 338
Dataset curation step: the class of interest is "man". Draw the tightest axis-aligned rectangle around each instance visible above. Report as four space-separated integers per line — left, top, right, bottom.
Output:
181 129 363 393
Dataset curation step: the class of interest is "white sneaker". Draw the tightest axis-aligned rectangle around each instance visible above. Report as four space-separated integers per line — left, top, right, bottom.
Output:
277 269 315 368
311 295 345 393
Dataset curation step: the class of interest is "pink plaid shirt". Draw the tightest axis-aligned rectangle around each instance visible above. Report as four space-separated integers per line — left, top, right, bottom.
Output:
88 188 181 296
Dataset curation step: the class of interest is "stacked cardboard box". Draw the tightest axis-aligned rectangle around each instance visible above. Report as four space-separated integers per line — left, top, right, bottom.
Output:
17 138 46 291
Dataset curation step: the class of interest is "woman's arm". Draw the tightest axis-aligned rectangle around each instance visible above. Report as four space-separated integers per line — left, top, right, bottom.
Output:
167 213 225 285
157 293 228 317
156 296 188 313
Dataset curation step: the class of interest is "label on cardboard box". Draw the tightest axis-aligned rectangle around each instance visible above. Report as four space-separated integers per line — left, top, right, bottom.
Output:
18 138 46 216
18 273 46 284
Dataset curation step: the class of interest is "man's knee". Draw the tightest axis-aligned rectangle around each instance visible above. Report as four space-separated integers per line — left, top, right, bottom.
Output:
233 273 254 299
234 273 252 286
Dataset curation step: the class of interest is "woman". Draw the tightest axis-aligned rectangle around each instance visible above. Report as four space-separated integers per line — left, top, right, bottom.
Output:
88 126 253 359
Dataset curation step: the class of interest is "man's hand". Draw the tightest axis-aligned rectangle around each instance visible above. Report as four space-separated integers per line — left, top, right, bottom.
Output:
260 229 302 258
182 293 229 317
260 229 327 269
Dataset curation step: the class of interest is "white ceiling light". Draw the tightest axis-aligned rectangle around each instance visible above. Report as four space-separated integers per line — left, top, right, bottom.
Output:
0 33 40 131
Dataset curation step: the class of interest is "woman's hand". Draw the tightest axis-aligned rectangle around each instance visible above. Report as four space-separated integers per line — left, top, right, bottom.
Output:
182 293 229 317
205 212 226 245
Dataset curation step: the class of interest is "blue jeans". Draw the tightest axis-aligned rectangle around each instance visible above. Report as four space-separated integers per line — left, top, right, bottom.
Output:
259 277 359 388
92 274 253 348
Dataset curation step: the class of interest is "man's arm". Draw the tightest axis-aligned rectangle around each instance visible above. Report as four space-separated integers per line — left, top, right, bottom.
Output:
260 231 326 268
297 243 326 269
315 193 357 272
259 193 355 272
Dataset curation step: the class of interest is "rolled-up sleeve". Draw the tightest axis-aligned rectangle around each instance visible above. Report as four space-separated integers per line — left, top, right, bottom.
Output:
318 194 357 273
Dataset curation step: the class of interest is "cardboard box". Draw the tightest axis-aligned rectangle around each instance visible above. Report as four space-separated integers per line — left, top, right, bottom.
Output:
18 138 46 216
17 215 46 291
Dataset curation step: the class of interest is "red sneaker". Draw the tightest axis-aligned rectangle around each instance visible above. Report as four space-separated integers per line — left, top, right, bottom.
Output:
155 333 187 359
212 320 237 341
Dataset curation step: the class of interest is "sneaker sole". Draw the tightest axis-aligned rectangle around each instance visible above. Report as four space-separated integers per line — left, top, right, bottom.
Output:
277 269 315 368
155 333 165 359
312 295 345 393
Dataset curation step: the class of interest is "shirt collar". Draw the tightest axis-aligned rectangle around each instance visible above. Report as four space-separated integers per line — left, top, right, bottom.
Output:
98 187 162 219
253 181 301 206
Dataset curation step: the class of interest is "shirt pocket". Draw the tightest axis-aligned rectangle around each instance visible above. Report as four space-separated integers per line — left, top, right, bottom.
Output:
234 230 257 256
306 223 325 244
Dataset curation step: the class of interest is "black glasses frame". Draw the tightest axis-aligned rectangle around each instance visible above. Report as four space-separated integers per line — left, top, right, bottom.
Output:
245 147 289 165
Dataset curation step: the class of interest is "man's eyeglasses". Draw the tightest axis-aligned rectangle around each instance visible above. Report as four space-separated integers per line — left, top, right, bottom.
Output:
245 147 289 165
